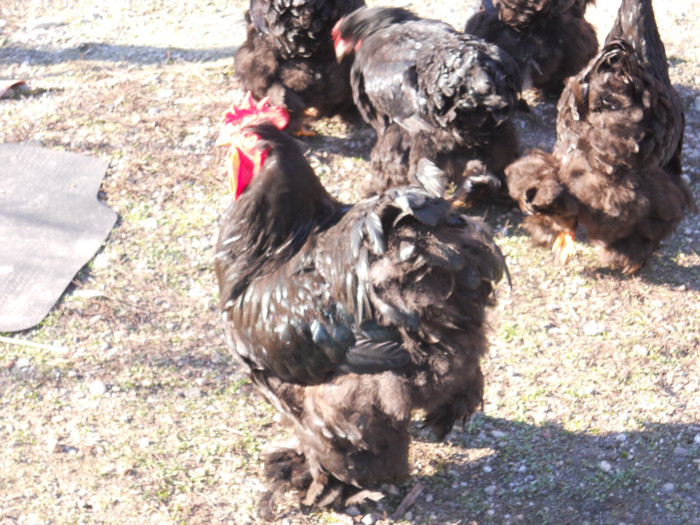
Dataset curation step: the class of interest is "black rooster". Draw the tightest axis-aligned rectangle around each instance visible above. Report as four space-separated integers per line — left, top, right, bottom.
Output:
465 0 598 98
214 95 507 510
234 0 365 133
333 6 521 199
505 0 696 273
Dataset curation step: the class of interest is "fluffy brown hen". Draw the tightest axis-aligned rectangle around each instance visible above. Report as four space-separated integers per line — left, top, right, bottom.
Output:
506 0 697 273
214 95 507 512
233 0 364 133
333 6 521 200
465 0 598 98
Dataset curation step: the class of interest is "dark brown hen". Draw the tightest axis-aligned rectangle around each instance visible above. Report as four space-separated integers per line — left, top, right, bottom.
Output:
214 98 507 512
234 0 364 132
506 0 697 273
465 0 598 98
333 6 521 200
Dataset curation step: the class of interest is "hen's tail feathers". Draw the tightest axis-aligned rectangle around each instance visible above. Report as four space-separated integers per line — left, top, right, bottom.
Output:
413 158 510 288
415 158 449 198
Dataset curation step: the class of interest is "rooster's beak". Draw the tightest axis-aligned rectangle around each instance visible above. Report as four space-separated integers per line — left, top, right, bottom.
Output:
334 38 354 62
227 147 241 197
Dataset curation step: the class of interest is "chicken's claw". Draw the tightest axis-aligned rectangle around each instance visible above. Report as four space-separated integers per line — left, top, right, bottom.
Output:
294 124 316 137
552 231 576 264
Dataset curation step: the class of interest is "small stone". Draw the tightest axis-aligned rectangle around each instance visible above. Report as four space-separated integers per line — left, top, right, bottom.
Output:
492 430 507 439
137 437 151 448
485 485 497 495
88 380 107 396
46 436 61 453
425 493 433 503
361 514 376 525
632 345 648 356
599 460 612 473
345 506 361 518
16 357 31 368
99 464 116 476
693 433 700 446
141 217 158 230
615 433 627 442
92 252 110 269
487 509 495 516
661 483 675 493
483 465 492 473
116 462 136 476
583 321 605 336
673 446 689 457
404 511 413 521
385 484 400 495
518 465 527 473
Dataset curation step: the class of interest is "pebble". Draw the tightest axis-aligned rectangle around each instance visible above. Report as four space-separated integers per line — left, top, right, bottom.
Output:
615 433 627 442
599 460 612 473
492 430 507 439
693 433 700 446
88 380 107 396
46 436 61 453
15 357 31 368
583 321 605 336
632 345 648 357
361 514 376 525
661 483 675 493
673 446 689 457
345 506 360 517
425 493 433 503
485 485 497 495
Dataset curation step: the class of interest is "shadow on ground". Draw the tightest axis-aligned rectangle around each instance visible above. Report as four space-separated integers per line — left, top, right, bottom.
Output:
0 43 238 66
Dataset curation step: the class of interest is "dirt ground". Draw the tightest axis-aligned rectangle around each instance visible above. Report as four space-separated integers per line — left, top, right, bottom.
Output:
0 1 698 524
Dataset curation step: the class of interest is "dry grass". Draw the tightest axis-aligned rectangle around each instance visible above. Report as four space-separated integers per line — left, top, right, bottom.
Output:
0 1 698 524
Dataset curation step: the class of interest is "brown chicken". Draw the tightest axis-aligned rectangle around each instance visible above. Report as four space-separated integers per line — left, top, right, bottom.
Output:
465 0 598 98
505 0 696 273
214 94 507 512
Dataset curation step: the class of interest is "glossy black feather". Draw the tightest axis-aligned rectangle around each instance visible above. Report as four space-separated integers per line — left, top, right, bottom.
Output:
336 6 521 198
215 124 507 506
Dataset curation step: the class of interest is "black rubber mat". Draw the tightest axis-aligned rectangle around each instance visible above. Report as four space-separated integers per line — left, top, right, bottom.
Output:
0 144 116 332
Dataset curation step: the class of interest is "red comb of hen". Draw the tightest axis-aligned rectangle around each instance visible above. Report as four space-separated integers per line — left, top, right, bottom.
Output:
217 92 290 200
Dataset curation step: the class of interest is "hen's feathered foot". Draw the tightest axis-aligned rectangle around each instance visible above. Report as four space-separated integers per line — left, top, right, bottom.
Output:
552 231 576 265
291 108 322 137
293 123 316 137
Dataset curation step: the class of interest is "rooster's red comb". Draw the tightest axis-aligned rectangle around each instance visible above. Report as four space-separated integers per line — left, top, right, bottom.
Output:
218 92 289 140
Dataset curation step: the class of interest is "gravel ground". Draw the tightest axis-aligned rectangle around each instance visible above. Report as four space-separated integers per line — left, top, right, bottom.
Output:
0 1 699 524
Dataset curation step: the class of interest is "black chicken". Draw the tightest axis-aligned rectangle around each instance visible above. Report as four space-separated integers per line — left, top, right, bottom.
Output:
505 0 696 273
465 0 598 98
234 0 365 133
333 6 521 199
214 95 507 510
